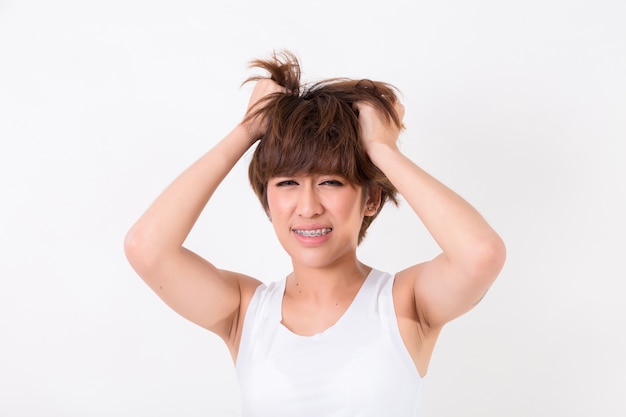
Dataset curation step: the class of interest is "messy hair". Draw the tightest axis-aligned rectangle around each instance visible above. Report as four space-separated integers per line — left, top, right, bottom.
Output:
244 50 402 243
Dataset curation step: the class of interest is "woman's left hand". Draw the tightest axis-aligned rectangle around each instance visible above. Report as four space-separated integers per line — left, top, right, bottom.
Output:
355 100 405 155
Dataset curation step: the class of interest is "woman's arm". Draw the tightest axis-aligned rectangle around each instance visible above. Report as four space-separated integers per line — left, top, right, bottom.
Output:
124 80 283 346
357 101 506 330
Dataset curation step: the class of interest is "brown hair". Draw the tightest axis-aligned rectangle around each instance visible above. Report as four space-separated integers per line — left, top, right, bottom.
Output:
244 50 402 243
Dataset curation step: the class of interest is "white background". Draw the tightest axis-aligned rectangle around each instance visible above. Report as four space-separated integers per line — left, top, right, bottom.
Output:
1 0 625 416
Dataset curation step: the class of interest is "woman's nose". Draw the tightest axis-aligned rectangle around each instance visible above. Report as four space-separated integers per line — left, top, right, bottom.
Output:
296 184 323 218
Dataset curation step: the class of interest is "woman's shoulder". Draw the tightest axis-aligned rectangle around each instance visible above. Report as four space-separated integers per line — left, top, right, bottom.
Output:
236 273 286 317
390 266 423 320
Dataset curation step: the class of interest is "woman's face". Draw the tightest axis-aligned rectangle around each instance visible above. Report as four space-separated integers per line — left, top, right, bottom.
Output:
266 174 370 269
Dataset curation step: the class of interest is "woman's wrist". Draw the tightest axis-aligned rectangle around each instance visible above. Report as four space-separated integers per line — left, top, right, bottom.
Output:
236 119 263 147
365 141 401 167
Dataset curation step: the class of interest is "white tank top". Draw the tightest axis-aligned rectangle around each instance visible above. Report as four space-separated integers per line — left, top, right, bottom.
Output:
236 269 422 417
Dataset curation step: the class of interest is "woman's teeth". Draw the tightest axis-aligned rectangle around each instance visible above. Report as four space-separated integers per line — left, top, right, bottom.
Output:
294 228 332 237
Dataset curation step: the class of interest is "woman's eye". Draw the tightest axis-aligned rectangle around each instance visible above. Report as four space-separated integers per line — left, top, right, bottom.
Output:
276 180 298 187
321 179 344 186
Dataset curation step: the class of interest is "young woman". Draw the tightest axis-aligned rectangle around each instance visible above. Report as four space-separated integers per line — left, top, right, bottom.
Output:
124 50 506 416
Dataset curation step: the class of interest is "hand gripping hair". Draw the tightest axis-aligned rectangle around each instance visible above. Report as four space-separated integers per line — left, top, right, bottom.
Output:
244 50 403 243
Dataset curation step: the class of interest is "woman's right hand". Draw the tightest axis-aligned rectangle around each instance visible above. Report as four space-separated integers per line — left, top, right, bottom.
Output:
242 78 286 143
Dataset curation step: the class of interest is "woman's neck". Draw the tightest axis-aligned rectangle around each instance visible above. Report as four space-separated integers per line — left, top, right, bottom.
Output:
286 260 371 304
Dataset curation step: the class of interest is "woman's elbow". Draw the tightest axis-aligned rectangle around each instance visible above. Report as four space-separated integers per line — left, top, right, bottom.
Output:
469 233 507 284
124 226 160 275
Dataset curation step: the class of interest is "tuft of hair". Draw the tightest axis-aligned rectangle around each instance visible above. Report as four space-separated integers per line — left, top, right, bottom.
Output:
245 50 402 243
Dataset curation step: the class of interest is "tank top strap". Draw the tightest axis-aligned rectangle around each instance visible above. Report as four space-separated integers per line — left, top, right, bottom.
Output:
237 278 286 365
340 268 395 322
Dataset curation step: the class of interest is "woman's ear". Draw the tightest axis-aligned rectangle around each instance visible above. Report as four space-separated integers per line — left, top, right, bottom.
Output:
364 185 382 217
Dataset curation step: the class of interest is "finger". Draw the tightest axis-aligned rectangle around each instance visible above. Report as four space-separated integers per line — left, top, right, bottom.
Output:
395 102 405 122
353 101 376 119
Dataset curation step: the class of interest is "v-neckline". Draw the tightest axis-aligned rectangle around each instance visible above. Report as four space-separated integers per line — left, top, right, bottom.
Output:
278 268 376 338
